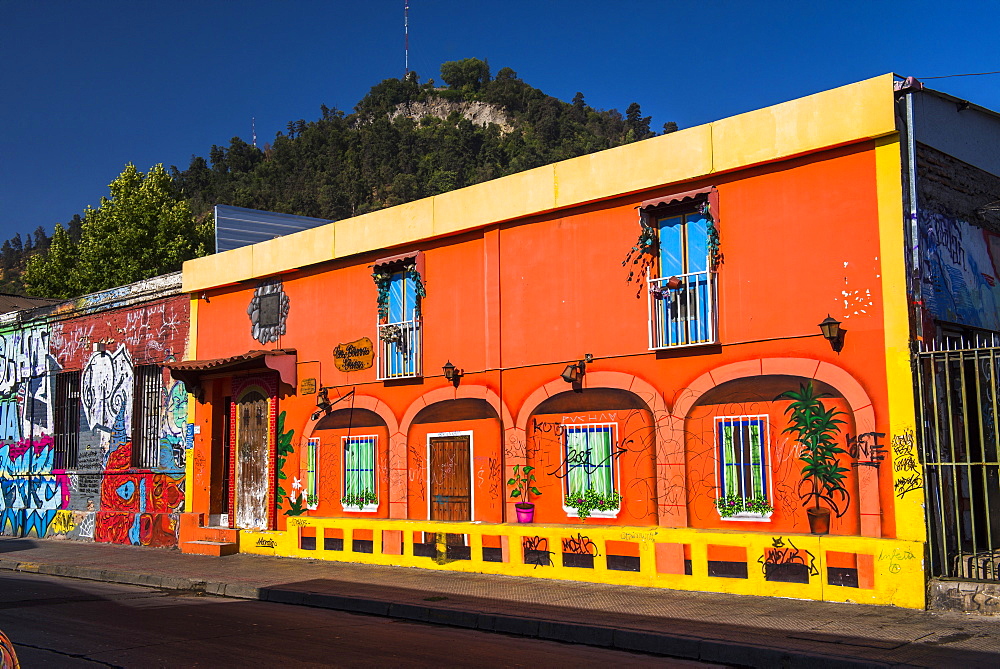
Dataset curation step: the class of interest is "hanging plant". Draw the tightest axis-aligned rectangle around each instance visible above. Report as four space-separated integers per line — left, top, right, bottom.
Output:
701 200 723 271
379 323 406 345
372 270 393 320
372 262 427 320
622 215 658 298
405 263 427 299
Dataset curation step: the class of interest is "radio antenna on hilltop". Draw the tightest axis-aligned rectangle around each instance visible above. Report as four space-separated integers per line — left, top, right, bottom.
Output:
252 116 257 148
404 1 410 76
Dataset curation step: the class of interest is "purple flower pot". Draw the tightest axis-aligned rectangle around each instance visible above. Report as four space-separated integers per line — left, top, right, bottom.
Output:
515 503 535 523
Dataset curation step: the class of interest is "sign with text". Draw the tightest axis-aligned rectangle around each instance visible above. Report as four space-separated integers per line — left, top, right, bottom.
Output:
334 337 375 372
300 378 317 395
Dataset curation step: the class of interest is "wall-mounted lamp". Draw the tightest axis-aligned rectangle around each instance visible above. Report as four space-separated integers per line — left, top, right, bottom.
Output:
442 360 464 386
311 387 332 420
818 315 844 353
560 354 594 385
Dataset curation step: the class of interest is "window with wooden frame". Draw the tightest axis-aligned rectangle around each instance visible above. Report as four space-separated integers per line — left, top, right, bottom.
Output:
131 365 163 468
54 371 81 469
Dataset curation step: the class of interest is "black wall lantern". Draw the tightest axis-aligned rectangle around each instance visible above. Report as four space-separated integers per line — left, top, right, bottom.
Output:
561 353 594 385
818 315 844 353
442 360 464 386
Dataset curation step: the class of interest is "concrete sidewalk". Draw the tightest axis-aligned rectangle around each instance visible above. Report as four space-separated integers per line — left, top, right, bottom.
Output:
0 537 997 668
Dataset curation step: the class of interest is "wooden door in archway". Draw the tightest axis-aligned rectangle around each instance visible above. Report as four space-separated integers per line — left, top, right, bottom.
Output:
429 436 471 521
234 389 270 530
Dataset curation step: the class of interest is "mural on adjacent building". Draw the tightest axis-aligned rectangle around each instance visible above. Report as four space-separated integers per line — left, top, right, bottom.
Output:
920 210 1000 331
0 279 188 546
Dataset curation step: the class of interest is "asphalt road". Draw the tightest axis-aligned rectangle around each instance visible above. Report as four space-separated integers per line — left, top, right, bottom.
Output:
0 571 723 667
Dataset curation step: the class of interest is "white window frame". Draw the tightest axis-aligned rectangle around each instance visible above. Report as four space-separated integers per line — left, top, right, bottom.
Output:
561 423 620 519
305 437 319 510
341 434 379 513
425 430 475 522
646 205 718 349
714 414 772 521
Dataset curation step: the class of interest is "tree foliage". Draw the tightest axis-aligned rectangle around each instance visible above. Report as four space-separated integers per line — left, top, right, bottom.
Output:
172 58 677 223
9 58 677 297
24 164 212 298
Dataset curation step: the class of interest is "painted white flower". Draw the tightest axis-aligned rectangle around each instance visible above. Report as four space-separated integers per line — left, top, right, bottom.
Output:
291 477 303 491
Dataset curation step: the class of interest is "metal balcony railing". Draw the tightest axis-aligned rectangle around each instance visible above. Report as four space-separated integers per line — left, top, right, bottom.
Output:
647 270 717 349
377 319 421 379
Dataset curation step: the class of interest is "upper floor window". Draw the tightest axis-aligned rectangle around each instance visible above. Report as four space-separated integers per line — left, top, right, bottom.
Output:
640 188 720 349
562 423 621 519
715 415 773 520
373 252 425 379
132 365 163 469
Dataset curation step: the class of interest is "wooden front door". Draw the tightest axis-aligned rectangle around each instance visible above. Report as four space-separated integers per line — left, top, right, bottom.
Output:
234 390 270 530
429 436 471 521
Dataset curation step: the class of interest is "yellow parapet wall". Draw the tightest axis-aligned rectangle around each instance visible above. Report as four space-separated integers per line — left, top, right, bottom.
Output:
183 74 898 293
240 517 925 609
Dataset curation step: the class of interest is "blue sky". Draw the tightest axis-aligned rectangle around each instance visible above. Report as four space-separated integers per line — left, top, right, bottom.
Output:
2 0 998 243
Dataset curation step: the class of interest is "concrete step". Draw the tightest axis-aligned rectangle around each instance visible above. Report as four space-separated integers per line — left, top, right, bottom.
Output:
181 541 238 557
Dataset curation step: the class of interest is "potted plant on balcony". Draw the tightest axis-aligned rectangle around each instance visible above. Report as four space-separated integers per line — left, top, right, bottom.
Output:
780 381 849 534
507 464 541 523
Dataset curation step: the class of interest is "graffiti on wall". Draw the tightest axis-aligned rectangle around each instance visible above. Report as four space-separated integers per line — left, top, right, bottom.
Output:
0 436 64 537
0 295 189 547
892 428 923 499
920 211 1000 331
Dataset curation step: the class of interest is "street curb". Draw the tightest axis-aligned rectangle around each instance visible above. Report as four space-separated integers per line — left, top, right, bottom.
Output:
0 558 902 668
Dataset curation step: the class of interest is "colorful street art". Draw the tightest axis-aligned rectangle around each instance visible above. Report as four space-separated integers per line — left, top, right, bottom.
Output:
0 276 189 546
920 210 1000 331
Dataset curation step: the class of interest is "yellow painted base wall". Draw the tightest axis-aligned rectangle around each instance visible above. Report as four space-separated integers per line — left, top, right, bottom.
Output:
239 518 925 609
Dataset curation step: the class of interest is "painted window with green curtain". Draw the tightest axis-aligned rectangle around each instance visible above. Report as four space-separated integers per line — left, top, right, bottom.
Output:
564 424 617 498
716 415 769 502
342 435 378 511
306 437 319 506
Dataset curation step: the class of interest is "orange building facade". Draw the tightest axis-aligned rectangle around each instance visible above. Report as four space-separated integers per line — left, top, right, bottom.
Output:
176 75 929 607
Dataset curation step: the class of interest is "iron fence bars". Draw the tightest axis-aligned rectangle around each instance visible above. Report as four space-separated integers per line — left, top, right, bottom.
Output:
131 365 163 468
916 339 1000 581
647 269 717 349
53 371 81 469
377 319 421 380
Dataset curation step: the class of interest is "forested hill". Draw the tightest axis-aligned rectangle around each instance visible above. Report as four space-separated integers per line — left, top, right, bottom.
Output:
173 58 672 222
9 58 673 297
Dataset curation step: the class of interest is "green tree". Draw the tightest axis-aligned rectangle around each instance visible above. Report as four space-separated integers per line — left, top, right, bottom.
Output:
23 223 79 298
24 163 212 298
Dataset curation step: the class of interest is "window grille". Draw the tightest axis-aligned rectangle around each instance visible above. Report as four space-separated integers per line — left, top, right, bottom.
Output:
716 415 769 501
54 371 81 469
564 424 617 498
131 365 163 468
342 435 377 511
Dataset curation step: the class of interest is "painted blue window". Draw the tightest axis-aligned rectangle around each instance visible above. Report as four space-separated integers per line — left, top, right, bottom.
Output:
379 270 421 378
388 271 418 324
716 415 769 502
652 209 712 345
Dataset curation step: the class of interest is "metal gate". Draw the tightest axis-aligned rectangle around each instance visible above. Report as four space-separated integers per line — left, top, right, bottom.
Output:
916 340 1000 581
